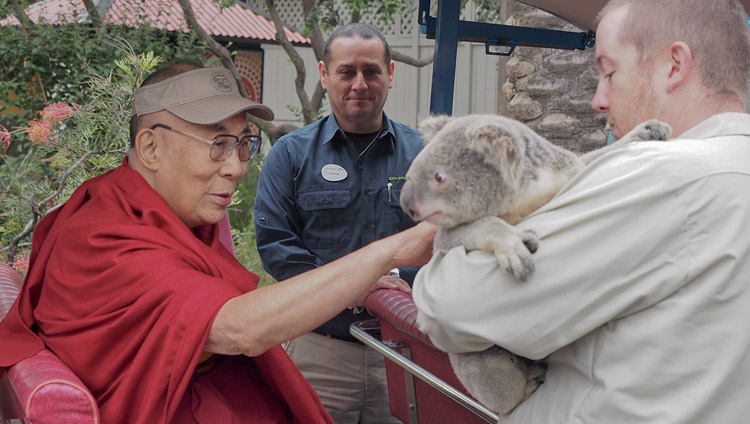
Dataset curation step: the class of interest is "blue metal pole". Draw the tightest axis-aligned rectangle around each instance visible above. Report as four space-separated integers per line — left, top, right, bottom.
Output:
429 0 461 116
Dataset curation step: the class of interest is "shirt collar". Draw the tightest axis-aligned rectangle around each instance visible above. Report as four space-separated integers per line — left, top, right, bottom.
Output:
678 112 750 140
321 112 396 150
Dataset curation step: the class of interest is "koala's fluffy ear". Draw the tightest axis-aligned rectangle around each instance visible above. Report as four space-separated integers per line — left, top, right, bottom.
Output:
418 115 453 144
467 123 522 188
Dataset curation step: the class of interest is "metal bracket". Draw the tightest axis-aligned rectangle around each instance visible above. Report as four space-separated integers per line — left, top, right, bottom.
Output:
486 40 516 56
350 319 498 423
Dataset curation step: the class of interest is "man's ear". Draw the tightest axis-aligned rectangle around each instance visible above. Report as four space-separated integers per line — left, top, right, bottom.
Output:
665 41 694 94
387 60 395 89
319 61 328 90
134 127 160 172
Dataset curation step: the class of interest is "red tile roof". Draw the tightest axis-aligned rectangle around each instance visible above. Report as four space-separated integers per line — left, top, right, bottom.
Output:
1 0 310 44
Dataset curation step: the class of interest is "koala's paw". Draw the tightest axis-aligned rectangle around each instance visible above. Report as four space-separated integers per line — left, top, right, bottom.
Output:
622 119 672 143
496 229 538 282
437 218 539 281
449 346 547 415
494 230 539 281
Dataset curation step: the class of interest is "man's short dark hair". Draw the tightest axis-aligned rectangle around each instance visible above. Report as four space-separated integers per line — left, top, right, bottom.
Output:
322 23 391 68
128 62 203 148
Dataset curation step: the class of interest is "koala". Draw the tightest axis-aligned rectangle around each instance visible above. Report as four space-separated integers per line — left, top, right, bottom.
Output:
401 115 671 282
401 114 671 415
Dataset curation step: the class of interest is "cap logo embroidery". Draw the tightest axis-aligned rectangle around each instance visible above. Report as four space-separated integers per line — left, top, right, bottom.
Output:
211 72 233 91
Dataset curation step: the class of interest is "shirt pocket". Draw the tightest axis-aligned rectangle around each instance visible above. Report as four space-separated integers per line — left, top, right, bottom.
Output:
382 182 416 234
298 189 353 249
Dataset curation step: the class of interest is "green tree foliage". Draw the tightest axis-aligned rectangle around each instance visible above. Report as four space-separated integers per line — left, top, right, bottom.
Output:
1 48 162 264
0 5 279 284
228 159 277 287
0 5 210 152
1 46 274 288
463 0 504 23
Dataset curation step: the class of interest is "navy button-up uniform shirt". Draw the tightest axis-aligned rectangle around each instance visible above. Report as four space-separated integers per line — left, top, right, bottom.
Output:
254 113 422 339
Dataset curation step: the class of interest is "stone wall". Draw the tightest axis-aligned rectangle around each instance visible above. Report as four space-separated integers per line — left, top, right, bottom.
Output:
503 2 608 154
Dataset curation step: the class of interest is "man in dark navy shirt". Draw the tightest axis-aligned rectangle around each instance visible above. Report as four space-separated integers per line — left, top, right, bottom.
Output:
254 23 422 424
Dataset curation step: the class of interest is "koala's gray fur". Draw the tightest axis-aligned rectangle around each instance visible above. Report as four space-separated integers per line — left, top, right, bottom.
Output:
449 346 547 415
401 115 671 281
401 114 671 415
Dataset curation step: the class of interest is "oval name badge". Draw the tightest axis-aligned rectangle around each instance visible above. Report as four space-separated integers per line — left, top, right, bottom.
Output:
321 164 347 182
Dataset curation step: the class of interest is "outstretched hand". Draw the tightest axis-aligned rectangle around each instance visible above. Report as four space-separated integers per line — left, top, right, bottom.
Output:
391 221 438 268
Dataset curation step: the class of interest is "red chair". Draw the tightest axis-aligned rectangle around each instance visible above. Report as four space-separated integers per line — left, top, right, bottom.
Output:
0 215 236 423
351 289 499 423
0 262 100 424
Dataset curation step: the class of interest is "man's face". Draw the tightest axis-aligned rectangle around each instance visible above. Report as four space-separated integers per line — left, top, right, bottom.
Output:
151 113 250 228
591 7 659 139
320 35 395 133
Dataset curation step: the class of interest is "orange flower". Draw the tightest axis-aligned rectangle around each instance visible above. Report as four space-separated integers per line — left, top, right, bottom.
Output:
12 255 30 277
40 102 79 124
0 125 10 149
26 118 53 144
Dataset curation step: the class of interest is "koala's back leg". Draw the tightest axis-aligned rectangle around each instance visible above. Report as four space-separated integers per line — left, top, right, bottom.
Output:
449 347 547 415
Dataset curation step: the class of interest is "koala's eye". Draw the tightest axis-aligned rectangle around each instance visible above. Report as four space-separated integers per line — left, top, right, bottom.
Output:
434 172 447 184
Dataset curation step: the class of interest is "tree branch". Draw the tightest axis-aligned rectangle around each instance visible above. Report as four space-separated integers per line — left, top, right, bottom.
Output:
310 83 325 117
6 150 126 262
6 203 40 263
176 0 250 99
177 0 278 138
6 149 108 262
8 0 33 28
391 50 433 67
81 0 103 27
301 0 325 61
266 0 314 124
300 0 327 114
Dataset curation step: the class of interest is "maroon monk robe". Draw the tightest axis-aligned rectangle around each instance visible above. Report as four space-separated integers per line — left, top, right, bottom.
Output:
0 159 331 424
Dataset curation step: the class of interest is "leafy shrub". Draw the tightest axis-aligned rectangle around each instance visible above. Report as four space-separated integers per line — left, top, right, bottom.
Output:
1 48 274 285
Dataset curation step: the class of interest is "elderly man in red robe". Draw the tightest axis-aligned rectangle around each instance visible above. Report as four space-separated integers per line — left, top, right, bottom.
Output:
0 63 437 423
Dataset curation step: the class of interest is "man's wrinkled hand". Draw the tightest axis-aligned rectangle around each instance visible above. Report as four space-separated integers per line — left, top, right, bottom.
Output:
353 275 411 310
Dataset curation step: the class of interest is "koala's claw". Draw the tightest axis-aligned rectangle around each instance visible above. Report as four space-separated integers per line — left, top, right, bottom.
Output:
498 249 535 282
522 229 539 254
524 360 548 397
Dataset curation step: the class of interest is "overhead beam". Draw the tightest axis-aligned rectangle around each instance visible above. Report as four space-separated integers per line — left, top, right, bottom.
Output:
420 0 595 116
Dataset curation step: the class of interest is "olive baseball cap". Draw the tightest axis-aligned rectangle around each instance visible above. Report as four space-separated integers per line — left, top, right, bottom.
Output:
132 67 274 124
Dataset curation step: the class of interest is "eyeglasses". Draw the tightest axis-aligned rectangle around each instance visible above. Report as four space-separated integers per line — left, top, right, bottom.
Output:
150 123 261 161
